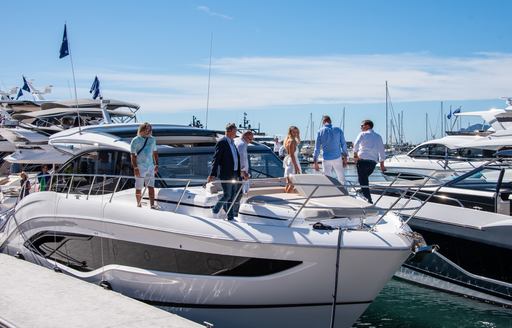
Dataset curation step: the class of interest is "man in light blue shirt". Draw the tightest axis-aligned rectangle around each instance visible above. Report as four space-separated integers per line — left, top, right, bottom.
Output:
313 115 348 184
353 119 386 203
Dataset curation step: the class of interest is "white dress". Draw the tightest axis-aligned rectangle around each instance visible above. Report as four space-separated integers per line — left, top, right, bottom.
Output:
283 145 302 177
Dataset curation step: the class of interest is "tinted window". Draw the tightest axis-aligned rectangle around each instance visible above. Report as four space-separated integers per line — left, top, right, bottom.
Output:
159 152 213 186
57 150 133 194
409 145 429 158
428 144 446 159
249 151 283 178
57 147 283 190
448 167 509 191
26 231 301 277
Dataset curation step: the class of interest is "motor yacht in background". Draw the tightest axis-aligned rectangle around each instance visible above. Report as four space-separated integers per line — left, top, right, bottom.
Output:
0 123 422 328
0 98 140 207
384 99 512 180
1 98 139 135
373 158 512 307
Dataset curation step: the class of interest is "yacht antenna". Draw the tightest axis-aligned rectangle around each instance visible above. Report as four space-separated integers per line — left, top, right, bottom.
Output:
205 32 213 129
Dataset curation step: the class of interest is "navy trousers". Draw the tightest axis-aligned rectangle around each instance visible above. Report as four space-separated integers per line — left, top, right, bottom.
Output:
212 177 242 220
356 159 377 203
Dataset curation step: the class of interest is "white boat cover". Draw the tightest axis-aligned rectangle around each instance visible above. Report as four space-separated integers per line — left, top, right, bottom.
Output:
4 147 72 164
0 128 48 144
40 99 139 111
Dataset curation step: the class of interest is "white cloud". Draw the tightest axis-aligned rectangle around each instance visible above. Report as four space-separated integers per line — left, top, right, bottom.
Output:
52 53 512 113
196 5 233 20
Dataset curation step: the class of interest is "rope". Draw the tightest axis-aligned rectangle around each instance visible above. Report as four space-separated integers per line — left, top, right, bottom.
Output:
330 228 344 328
100 176 107 285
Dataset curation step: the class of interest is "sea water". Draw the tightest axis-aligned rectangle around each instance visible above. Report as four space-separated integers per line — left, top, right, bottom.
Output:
354 279 512 328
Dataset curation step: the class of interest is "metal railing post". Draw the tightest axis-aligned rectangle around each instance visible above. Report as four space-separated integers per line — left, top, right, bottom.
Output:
174 180 191 212
370 176 433 231
225 180 244 219
87 175 97 200
401 179 455 228
373 172 402 206
65 176 74 199
109 177 122 203
288 185 319 227
49 173 54 191
138 185 148 207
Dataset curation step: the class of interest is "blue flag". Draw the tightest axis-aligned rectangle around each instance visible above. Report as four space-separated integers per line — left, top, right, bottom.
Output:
21 76 30 92
447 107 461 119
89 76 100 99
15 88 23 100
59 24 69 58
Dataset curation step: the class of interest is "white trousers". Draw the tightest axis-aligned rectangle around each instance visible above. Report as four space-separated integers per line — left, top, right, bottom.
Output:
323 158 345 184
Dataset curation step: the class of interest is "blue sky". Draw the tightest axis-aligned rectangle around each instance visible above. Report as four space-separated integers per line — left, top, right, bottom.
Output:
2 0 512 143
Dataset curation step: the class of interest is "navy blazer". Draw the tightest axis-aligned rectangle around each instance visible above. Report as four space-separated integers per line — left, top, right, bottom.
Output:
210 137 241 180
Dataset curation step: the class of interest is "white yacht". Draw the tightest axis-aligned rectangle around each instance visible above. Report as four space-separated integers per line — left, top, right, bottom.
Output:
384 100 512 180
383 134 497 180
0 99 140 207
0 124 421 328
4 98 139 135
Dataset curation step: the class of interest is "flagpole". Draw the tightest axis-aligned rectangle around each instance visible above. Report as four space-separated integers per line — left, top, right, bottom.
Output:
60 23 81 133
68 36 81 133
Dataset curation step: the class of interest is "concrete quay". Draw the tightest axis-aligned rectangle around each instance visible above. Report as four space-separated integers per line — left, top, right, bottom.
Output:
0 254 203 328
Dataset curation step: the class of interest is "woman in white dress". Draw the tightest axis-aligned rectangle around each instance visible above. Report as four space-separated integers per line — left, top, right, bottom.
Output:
283 126 302 193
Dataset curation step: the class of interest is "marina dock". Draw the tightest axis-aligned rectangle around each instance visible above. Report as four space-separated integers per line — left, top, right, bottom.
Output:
0 254 202 328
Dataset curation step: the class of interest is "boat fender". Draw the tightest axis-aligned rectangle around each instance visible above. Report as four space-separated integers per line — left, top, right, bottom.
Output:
312 222 334 230
415 244 439 254
100 280 112 290
14 252 24 260
409 244 440 262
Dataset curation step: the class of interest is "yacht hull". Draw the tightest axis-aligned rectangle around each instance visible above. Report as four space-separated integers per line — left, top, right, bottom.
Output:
1 192 413 327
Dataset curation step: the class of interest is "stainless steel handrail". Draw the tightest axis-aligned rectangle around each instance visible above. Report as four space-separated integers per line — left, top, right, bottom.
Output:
21 172 462 232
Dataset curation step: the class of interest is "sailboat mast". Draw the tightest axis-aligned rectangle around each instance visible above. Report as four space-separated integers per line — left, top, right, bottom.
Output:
385 81 389 146
310 112 313 143
425 113 428 141
342 106 345 132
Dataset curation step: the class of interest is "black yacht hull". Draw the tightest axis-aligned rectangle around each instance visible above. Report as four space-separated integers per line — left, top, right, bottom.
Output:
400 226 512 307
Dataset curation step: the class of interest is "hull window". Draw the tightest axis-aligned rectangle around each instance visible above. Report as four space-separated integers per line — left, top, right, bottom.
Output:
25 231 301 277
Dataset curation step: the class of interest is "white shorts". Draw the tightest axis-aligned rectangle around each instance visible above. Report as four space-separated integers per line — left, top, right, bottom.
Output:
135 167 155 190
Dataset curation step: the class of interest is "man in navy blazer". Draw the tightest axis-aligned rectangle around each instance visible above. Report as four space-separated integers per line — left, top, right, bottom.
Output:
207 123 242 220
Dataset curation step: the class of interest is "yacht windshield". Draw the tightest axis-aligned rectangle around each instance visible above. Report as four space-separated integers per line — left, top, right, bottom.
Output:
56 146 284 192
158 147 283 187
447 166 512 191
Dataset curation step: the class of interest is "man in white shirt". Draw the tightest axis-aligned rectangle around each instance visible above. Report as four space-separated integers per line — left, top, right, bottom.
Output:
235 130 254 181
353 120 386 204
273 137 282 156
